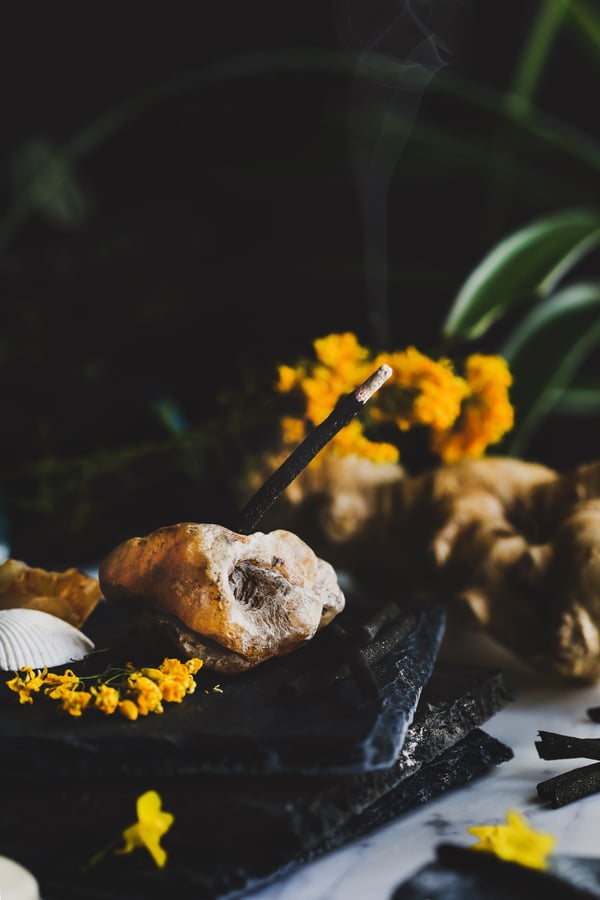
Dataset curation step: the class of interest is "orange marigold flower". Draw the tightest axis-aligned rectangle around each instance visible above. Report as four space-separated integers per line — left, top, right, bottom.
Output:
431 354 514 463
276 364 300 394
374 347 467 432
313 331 370 373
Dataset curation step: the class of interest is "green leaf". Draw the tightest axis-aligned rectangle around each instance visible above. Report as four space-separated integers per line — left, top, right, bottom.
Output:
552 379 600 416
11 137 92 229
568 0 600 59
499 281 600 456
441 208 600 340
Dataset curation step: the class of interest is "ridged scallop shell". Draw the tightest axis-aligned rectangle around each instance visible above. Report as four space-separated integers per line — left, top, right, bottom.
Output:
0 608 95 670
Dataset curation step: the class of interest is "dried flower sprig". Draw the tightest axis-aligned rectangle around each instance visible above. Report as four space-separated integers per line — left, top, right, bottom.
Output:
271 332 514 470
5 656 204 720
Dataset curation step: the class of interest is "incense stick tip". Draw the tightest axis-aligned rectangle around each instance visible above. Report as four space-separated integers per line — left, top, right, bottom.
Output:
355 364 393 404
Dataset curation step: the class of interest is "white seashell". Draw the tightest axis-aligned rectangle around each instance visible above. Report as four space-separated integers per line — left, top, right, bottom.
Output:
0 608 95 670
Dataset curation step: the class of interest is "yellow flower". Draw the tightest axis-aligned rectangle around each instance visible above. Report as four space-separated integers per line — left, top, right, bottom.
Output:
374 347 467 432
127 674 164 715
116 790 174 868
468 809 556 870
43 668 80 699
91 683 120 715
6 666 48 704
431 354 514 463
313 331 370 374
297 333 373 428
184 657 203 675
328 417 399 463
145 657 201 703
276 364 301 394
268 334 516 474
118 698 139 721
58 688 92 717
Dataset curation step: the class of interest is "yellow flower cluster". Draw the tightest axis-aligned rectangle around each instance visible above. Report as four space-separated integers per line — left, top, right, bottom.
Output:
6 656 204 720
431 354 515 463
275 333 514 467
468 809 556 870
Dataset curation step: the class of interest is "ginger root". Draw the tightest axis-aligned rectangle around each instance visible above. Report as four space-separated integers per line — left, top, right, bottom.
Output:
251 454 600 682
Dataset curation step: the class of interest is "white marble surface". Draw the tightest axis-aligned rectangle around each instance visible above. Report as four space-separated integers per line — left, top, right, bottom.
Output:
249 623 600 900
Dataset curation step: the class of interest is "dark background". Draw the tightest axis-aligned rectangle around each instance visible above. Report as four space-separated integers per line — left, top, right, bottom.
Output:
1 2 598 566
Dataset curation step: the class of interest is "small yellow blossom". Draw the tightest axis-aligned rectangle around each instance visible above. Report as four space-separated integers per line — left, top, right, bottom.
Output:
373 347 467 432
91 683 120 715
118 698 139 721
116 790 174 868
313 331 369 373
184 658 203 675
43 669 80 699
468 809 556 870
431 354 514 463
127 674 164 715
158 679 188 703
151 657 202 702
276 364 301 394
58 688 92 717
6 666 48 704
5 655 205 720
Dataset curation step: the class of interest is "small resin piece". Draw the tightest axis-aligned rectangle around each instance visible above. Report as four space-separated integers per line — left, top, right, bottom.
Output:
252 453 600 682
0 558 101 628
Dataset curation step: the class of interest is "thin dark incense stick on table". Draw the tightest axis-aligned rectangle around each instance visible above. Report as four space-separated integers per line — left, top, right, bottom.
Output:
536 731 600 761
537 761 600 808
236 364 393 536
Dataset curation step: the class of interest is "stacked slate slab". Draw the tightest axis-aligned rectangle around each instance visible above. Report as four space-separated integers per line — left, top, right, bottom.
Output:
0 597 515 899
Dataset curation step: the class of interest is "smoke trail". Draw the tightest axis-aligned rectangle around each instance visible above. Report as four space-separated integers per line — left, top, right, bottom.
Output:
333 0 471 348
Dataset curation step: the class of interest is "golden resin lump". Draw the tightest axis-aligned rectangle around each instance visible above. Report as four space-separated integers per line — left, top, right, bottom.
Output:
0 558 101 628
99 522 345 672
253 454 600 683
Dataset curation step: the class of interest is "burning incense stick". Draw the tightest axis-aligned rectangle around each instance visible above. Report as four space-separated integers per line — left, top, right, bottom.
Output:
236 364 393 535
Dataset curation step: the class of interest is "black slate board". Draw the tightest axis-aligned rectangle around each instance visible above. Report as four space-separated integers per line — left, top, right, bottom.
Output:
0 662 515 900
0 600 446 776
390 843 600 900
